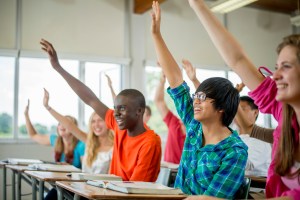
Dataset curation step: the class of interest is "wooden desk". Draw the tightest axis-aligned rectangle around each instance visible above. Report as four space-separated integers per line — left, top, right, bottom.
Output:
0 161 8 200
56 181 187 200
6 165 37 200
246 175 267 189
24 171 84 200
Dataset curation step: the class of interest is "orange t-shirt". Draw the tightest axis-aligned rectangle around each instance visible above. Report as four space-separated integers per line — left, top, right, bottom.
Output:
105 109 161 182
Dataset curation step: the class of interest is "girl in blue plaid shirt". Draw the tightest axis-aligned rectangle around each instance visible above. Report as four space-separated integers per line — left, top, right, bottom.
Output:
151 1 248 199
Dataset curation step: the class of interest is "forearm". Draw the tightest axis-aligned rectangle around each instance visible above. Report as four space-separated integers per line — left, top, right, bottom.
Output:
192 79 201 90
25 115 38 138
189 1 264 90
54 65 108 118
46 107 87 142
152 34 183 88
109 86 117 100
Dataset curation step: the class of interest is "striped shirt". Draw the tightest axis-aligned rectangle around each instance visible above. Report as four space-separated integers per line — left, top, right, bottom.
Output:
167 81 248 198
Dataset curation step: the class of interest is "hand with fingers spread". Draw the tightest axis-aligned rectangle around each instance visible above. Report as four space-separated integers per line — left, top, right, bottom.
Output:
182 59 200 89
40 39 61 70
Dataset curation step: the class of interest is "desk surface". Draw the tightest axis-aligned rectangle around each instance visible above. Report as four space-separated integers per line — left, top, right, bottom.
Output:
245 175 267 183
56 181 187 200
24 171 84 182
5 164 36 172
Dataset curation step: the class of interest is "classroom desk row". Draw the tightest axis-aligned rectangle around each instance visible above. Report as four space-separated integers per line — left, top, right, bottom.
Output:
1 162 267 200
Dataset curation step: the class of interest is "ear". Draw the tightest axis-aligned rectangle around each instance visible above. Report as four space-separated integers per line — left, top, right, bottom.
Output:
136 107 144 116
253 109 259 118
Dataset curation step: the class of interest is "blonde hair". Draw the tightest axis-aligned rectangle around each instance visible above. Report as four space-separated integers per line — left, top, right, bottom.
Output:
85 112 114 167
54 115 79 164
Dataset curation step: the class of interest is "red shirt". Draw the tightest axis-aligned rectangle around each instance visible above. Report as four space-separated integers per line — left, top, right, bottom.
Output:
163 111 186 164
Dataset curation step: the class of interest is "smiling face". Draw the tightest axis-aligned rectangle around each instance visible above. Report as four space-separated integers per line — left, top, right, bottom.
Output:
113 95 142 130
90 113 108 137
274 45 300 104
193 97 221 124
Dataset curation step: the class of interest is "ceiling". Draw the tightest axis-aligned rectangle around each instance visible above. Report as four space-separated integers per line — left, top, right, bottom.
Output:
134 0 298 15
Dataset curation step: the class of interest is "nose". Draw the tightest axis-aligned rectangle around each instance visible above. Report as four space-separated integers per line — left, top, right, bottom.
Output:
273 68 282 81
193 98 201 105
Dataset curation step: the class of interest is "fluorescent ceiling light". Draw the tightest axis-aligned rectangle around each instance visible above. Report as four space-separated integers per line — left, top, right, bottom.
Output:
210 0 258 14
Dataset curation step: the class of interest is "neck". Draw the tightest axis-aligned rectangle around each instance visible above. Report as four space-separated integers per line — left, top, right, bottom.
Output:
237 124 254 135
127 121 146 137
98 133 113 146
202 122 231 146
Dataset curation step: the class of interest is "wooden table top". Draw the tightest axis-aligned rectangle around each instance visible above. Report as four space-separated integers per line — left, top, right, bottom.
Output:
56 181 187 200
24 171 84 182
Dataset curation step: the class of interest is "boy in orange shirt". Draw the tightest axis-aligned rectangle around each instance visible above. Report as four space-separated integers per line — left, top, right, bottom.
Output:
40 39 161 182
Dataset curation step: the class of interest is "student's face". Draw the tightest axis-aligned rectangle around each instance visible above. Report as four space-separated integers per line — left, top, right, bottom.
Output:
57 123 72 138
239 101 258 124
114 95 140 130
91 114 108 137
193 96 221 124
274 45 300 104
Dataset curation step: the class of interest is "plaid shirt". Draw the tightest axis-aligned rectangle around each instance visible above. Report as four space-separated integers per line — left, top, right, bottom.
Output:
167 81 248 198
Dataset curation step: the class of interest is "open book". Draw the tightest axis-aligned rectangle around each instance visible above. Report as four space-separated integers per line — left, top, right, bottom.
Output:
28 163 81 172
160 161 179 170
7 158 43 165
67 173 122 181
87 181 183 195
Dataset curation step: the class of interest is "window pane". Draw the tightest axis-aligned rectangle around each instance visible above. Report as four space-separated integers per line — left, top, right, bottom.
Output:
84 62 121 125
0 56 15 139
18 58 79 138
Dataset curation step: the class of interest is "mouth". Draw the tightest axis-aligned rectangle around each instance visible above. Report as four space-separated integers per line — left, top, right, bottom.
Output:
116 118 125 127
277 83 287 90
194 107 202 114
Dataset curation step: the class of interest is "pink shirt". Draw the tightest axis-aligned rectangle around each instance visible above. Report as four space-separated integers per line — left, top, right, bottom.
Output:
163 111 186 164
249 77 300 199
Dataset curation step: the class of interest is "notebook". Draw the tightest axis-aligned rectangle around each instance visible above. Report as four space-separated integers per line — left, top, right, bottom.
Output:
87 181 183 195
27 163 81 172
7 158 43 165
67 173 122 181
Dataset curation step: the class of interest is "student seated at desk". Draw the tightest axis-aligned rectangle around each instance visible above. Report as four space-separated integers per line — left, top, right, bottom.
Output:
234 83 273 177
40 39 162 182
151 2 248 198
24 100 85 169
43 89 114 174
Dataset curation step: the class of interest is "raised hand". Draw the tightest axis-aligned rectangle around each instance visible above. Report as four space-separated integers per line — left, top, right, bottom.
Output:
43 88 51 110
40 39 61 69
151 1 161 36
105 74 113 88
235 83 245 93
24 99 30 116
182 59 197 82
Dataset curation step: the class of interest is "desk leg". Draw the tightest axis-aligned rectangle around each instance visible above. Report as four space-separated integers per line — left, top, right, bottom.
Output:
16 172 21 200
32 178 37 200
2 167 7 200
39 181 44 200
56 185 63 200
11 170 16 200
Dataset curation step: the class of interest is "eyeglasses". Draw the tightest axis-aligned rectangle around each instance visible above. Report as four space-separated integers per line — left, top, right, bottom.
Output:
192 91 207 102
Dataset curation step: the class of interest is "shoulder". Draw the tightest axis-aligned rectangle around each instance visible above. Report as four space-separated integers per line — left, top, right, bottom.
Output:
75 140 86 151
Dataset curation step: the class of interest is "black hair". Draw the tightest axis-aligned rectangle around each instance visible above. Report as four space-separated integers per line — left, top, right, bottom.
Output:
118 89 146 108
240 96 258 110
196 77 239 126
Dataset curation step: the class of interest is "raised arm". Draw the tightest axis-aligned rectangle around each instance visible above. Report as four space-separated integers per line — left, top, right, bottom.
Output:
105 74 117 100
40 39 108 119
43 88 87 142
24 100 50 145
154 72 169 118
151 1 183 88
182 59 201 89
187 0 265 90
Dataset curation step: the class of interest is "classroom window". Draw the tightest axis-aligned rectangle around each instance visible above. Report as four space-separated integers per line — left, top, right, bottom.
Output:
0 56 15 139
18 58 79 138
83 62 121 127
